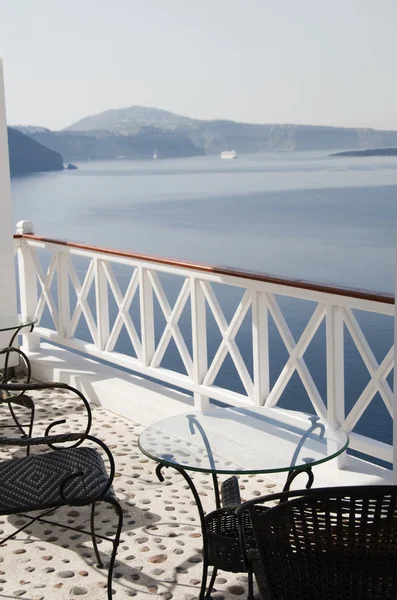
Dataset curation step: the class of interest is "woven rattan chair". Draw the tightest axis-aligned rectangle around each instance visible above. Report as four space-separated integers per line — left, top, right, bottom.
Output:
203 475 257 597
0 429 123 599
236 485 397 600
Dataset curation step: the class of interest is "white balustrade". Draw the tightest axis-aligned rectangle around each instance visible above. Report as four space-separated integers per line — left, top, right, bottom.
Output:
14 227 395 468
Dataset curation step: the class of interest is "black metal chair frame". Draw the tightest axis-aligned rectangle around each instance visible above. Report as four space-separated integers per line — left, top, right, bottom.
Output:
0 386 122 600
0 377 92 456
236 485 397 600
0 346 36 447
0 322 37 443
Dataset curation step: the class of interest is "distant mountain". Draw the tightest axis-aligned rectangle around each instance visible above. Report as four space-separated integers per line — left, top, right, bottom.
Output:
21 126 204 162
64 105 397 154
13 125 51 136
331 147 397 157
65 106 194 134
7 127 64 176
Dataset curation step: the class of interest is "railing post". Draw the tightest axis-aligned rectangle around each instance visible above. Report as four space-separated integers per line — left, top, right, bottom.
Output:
139 266 155 366
94 257 109 351
252 290 269 405
16 220 40 352
191 276 209 409
326 303 347 468
56 249 70 339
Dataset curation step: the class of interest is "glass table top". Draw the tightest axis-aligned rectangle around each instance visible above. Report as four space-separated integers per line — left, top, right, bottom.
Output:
139 407 349 475
0 314 37 333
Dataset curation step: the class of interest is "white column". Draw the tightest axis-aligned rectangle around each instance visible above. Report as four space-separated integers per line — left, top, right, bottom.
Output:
252 290 269 405
191 276 209 409
16 221 40 351
393 223 397 483
0 58 19 364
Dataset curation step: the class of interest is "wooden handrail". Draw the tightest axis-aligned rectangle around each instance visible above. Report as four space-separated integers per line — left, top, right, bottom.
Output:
14 233 394 305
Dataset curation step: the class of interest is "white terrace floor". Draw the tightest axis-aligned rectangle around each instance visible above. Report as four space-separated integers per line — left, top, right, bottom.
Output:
0 383 281 600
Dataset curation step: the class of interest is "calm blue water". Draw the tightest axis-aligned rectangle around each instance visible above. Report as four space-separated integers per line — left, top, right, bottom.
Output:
11 152 397 456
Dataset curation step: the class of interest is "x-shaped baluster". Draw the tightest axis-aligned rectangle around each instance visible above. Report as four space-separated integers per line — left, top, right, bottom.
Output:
66 256 97 342
148 272 193 377
265 294 327 421
103 262 142 360
342 307 394 429
201 282 253 397
31 250 59 331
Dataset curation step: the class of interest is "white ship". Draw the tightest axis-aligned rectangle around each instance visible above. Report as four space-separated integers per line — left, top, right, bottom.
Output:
220 150 238 159
153 149 158 159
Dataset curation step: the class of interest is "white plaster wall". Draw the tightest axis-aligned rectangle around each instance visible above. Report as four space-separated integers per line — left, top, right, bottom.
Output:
0 59 18 363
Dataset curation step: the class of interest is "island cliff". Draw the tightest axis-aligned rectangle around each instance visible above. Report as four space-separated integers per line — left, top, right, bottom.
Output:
330 148 397 157
7 127 64 176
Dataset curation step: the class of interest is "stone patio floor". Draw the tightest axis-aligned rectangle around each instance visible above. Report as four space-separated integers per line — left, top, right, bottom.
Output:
0 383 282 600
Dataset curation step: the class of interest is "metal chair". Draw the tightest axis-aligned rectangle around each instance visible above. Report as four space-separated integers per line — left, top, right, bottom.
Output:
0 421 122 598
0 378 92 455
236 485 397 600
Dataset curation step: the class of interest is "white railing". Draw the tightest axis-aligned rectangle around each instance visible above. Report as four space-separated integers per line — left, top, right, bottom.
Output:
14 224 395 467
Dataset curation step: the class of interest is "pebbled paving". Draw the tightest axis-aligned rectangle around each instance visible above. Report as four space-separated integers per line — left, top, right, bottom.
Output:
0 381 280 599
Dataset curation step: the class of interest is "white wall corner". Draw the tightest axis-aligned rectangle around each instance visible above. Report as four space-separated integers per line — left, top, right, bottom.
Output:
0 58 19 367
393 217 397 483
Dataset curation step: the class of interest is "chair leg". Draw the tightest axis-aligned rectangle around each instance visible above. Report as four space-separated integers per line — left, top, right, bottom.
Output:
105 498 123 600
205 566 218 598
247 564 255 600
7 396 35 457
19 500 123 600
26 402 35 457
90 502 103 568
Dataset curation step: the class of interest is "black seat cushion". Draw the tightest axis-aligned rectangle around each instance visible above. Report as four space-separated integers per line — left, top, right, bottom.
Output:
0 447 114 514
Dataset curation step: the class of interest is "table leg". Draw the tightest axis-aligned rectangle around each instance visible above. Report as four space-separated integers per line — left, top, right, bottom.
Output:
282 465 314 493
156 462 214 600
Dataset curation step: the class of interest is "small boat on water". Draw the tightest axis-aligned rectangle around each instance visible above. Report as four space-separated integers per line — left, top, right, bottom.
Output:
153 149 158 159
220 150 238 159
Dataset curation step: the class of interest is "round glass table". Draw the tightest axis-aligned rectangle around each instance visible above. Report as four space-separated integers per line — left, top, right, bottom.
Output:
139 407 349 599
139 407 348 476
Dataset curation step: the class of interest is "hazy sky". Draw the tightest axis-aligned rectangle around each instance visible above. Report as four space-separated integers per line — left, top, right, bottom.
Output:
1 0 396 130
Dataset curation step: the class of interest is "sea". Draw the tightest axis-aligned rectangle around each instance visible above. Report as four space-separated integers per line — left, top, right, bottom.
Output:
10 151 397 455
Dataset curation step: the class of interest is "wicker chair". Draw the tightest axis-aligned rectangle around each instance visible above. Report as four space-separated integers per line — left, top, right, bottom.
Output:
203 475 259 597
0 428 123 599
236 485 397 600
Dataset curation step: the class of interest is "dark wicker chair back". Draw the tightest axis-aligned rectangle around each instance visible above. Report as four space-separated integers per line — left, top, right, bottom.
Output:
240 485 397 600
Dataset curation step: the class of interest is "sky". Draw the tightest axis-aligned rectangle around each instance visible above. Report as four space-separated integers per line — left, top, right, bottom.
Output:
0 0 396 131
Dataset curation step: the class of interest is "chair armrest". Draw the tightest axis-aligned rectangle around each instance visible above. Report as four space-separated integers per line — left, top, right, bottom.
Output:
58 434 117 504
235 492 276 517
0 381 84 393
0 432 83 446
0 381 92 438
